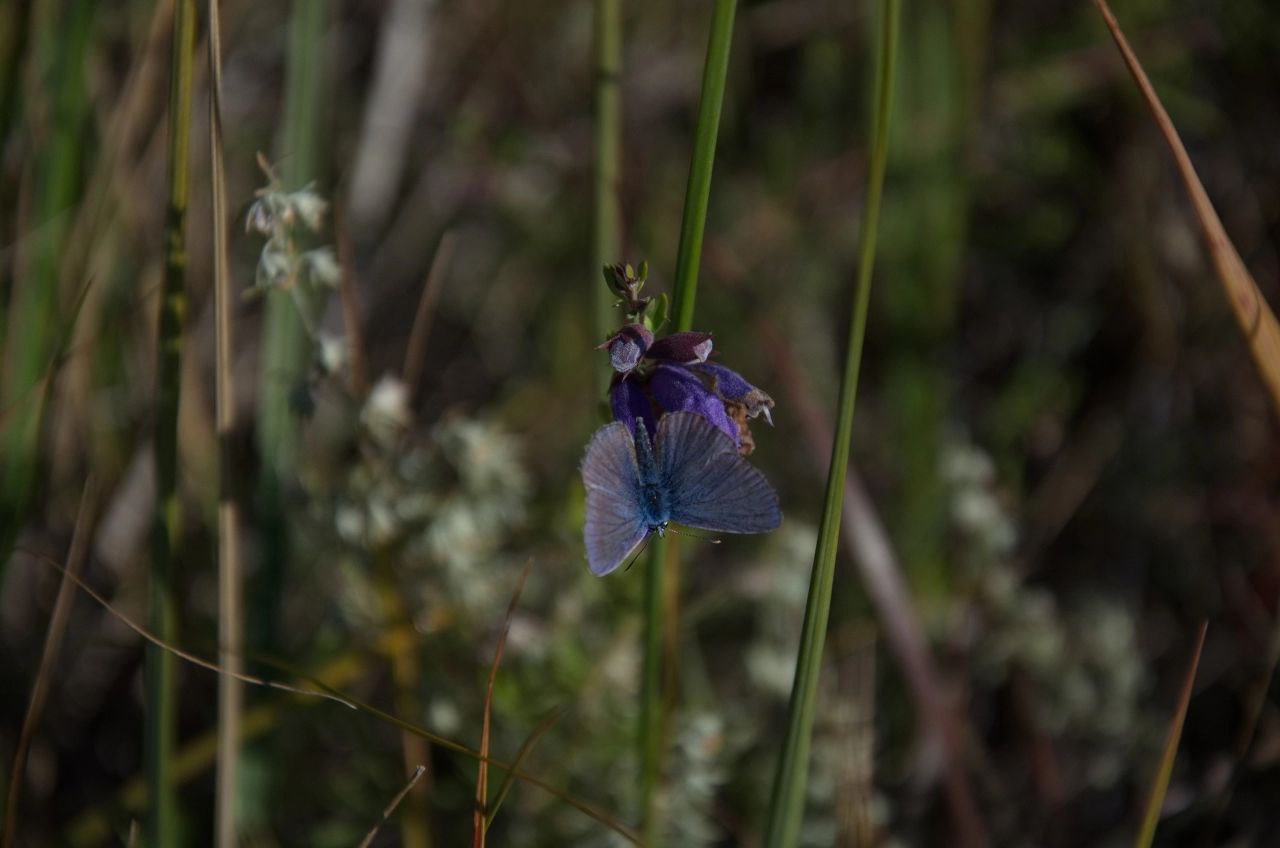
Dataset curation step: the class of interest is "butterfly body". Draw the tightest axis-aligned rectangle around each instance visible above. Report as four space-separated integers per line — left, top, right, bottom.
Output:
632 420 671 531
581 411 781 575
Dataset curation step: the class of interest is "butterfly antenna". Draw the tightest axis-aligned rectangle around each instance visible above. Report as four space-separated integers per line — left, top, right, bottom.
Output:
623 535 654 572
666 526 721 545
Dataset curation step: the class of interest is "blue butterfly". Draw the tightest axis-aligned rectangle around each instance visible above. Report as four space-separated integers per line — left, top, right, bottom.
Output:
581 411 782 575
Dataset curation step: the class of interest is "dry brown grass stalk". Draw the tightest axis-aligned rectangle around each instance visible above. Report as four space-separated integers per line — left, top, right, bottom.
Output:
1093 0 1280 415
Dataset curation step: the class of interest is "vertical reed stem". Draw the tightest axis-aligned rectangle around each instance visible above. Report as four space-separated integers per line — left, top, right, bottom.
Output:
764 1 899 844
639 2 737 843
592 0 622 390
147 1 195 844
207 1 243 844
255 0 329 651
669 0 736 331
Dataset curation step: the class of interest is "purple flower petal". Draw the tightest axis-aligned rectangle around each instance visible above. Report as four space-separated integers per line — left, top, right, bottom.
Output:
601 324 654 374
609 337 644 373
610 376 656 441
649 364 738 446
689 361 775 424
601 325 655 376
646 331 713 364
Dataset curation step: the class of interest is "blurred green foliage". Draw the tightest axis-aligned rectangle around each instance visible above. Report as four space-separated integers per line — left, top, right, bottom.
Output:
4 0 1280 845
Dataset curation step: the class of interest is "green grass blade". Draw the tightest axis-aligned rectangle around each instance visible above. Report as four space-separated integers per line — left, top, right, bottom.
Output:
1134 622 1207 848
638 538 666 843
147 1 196 844
764 1 900 844
255 0 330 652
670 0 736 330
639 4 738 844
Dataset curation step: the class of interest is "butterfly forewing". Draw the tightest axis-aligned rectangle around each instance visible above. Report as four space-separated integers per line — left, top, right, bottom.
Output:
581 422 651 575
656 412 782 534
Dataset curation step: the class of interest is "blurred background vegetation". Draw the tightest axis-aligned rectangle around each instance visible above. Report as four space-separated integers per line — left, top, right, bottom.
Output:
3 0 1280 845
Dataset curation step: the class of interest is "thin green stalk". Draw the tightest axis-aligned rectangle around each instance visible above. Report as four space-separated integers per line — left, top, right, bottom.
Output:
207 2 242 845
638 538 665 842
147 1 195 845
639 2 737 843
764 2 899 845
255 0 329 651
592 0 622 390
670 0 736 330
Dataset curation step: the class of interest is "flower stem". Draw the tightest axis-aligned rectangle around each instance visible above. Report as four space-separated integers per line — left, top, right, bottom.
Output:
638 537 665 843
763 1 900 845
640 2 737 844
670 0 736 331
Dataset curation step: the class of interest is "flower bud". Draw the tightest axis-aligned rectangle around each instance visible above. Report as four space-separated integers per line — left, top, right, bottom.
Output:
645 331 712 364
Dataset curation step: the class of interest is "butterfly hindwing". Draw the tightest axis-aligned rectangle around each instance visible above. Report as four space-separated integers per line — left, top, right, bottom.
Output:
581 421 651 575
656 412 782 534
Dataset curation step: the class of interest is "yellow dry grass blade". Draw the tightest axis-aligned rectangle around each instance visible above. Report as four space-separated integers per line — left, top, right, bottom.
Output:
1093 0 1280 414
1135 622 1207 848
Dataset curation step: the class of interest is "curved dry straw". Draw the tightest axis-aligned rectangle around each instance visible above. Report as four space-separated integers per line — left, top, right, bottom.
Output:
23 546 641 846
206 1 244 844
3 481 98 847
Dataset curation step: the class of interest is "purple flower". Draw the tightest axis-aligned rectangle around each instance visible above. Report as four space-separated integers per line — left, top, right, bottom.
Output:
649 365 737 443
689 361 774 426
609 375 656 439
603 328 775 455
